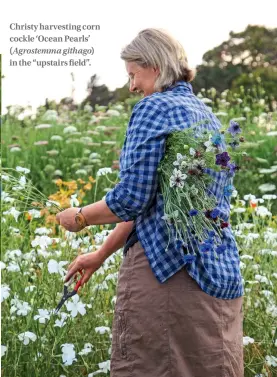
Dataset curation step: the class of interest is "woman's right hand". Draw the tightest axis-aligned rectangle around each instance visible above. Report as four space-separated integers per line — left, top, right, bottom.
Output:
65 250 105 286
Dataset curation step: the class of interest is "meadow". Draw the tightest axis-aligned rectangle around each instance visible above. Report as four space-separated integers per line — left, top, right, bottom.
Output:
1 85 277 376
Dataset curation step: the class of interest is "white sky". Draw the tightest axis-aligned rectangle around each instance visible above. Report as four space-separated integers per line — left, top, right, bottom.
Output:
0 0 276 112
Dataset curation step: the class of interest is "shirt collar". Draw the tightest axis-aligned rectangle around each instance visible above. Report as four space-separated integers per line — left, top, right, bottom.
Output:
164 81 193 93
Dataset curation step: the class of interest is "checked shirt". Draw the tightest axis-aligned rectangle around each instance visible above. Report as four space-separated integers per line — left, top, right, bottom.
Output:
105 81 243 299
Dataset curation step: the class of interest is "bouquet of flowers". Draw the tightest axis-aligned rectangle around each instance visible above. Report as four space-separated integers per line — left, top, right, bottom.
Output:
158 119 244 259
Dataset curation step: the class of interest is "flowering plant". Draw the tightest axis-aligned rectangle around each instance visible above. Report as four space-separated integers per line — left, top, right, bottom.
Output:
158 119 244 259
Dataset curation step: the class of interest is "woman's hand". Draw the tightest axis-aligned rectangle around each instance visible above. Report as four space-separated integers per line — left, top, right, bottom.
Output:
64 251 105 286
56 208 85 232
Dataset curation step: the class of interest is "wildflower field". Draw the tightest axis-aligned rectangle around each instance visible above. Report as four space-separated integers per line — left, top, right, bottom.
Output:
1 85 277 377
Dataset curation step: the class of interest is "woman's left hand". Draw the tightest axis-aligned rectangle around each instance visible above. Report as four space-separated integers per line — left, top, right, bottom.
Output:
56 208 85 232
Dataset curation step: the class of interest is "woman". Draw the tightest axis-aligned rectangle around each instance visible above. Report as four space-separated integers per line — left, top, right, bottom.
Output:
56 28 244 377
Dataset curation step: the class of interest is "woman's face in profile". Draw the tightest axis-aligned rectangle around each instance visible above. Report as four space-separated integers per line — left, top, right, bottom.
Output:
125 61 160 97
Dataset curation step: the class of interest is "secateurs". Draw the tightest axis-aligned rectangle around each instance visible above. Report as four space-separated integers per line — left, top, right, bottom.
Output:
54 269 84 314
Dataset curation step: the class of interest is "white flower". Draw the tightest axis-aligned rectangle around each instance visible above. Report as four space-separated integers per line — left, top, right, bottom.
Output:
189 147 196 156
240 255 253 260
96 167 113 177
204 135 217 152
47 260 68 277
65 295 86 318
0 262 6 270
75 169 87 176
1 345 7 357
18 332 37 345
233 208 246 213
258 183 276 193
35 123 52 129
255 206 272 217
106 109 120 117
1 285 11 302
70 194 79 207
7 262 20 272
95 326 111 335
169 168 187 188
46 200 60 208
10 147 21 152
84 104 93 112
98 360 111 373
262 194 277 200
16 166 30 174
24 285 36 293
243 336 255 346
34 309 51 324
10 297 31 316
43 109 57 121
3 207 21 222
32 235 53 249
89 152 101 160
243 194 256 201
63 126 77 134
255 275 269 284
35 227 52 235
54 313 68 328
201 98 213 104
79 343 93 356
61 343 77 366
51 135 63 141
265 355 277 367
27 209 41 218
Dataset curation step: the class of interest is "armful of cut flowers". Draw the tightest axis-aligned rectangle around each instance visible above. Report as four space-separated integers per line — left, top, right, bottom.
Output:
158 119 245 257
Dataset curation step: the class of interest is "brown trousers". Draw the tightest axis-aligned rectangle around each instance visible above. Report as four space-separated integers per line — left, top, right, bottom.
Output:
110 241 244 377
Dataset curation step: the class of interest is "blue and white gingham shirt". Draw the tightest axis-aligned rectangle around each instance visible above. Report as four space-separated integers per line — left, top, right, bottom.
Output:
105 81 243 299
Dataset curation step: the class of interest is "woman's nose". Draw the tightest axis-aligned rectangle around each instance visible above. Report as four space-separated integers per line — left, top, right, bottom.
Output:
129 81 137 93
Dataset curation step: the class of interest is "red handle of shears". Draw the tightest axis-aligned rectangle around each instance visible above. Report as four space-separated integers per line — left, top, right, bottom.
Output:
73 269 84 292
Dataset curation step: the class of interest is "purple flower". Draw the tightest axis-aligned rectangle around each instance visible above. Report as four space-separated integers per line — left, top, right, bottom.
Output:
210 208 220 219
223 185 234 197
184 254 197 263
189 209 198 216
215 152 231 167
216 244 227 254
227 120 242 136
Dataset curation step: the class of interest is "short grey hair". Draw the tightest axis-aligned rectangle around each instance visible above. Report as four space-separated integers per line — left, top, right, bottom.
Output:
121 28 195 91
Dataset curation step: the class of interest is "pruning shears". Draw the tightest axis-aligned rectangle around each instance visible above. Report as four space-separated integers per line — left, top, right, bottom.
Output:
54 269 84 315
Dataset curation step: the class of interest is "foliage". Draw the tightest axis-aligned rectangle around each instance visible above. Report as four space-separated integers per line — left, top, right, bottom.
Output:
192 25 277 99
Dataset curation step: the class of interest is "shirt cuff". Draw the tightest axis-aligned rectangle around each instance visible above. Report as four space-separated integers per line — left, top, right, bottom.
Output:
105 186 134 222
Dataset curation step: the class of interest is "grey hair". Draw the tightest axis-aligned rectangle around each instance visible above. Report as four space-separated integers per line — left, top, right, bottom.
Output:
121 28 195 91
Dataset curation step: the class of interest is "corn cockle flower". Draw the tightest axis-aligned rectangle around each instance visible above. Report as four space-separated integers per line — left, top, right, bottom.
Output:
61 343 77 366
47 260 68 277
1 285 11 302
95 326 111 335
16 166 30 174
18 332 37 345
79 343 93 356
34 309 51 324
243 336 254 346
3 207 21 222
1 345 7 357
65 295 86 318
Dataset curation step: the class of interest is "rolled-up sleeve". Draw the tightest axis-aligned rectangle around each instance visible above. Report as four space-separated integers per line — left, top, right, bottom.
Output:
105 97 168 221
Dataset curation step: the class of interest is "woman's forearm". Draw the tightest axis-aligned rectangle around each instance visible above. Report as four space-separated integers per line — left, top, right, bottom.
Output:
97 220 134 262
82 200 124 225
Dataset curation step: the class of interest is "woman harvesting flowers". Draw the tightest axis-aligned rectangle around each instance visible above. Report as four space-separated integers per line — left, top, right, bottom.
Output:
57 28 244 376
